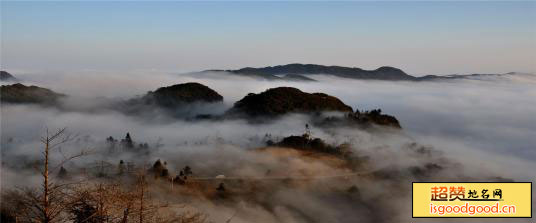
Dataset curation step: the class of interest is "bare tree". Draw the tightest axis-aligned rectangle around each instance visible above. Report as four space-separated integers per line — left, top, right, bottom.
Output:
138 174 146 223
134 166 157 223
66 179 208 223
1 189 28 223
2 127 207 223
69 181 133 223
16 128 89 223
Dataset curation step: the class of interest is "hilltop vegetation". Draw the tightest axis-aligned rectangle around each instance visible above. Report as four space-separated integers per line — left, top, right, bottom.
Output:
315 109 401 129
0 83 65 105
228 87 353 117
122 82 224 118
227 87 401 128
136 82 223 107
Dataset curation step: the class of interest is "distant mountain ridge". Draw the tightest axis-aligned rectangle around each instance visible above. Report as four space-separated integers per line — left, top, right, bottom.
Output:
207 63 525 81
228 64 415 81
417 72 530 81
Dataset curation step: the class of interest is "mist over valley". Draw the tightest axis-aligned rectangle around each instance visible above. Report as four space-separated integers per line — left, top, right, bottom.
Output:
1 66 534 223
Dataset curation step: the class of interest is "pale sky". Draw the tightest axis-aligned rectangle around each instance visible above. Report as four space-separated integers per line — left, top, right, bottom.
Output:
1 1 535 76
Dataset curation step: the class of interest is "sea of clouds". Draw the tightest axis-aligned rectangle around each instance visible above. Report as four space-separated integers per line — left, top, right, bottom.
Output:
1 70 535 222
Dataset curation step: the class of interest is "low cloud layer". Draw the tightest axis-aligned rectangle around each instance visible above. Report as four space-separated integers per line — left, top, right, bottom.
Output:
1 70 535 222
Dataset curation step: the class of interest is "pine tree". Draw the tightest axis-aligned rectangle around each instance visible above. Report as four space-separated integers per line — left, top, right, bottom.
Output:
58 166 68 178
118 160 125 175
122 132 134 149
216 183 225 192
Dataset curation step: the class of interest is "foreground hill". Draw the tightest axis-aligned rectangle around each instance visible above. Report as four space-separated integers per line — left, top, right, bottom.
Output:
228 87 353 117
0 83 65 104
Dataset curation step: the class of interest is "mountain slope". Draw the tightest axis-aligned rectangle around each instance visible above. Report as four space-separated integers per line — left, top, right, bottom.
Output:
143 82 223 107
1 83 65 104
126 82 223 109
0 71 17 81
227 87 353 117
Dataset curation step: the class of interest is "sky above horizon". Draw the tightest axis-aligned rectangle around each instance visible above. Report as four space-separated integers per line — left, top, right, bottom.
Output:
1 1 535 76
